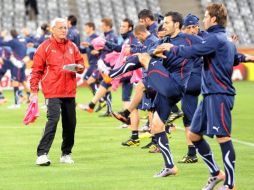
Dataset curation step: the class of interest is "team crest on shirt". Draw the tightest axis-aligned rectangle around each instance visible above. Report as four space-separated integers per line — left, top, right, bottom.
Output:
69 48 73 54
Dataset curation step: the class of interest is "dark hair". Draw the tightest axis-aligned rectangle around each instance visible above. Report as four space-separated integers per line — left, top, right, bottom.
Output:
85 22 95 30
206 3 227 27
157 24 164 32
101 18 113 28
134 24 148 34
41 23 49 32
10 29 18 38
67 15 77 26
164 11 183 29
138 9 155 21
122 18 134 31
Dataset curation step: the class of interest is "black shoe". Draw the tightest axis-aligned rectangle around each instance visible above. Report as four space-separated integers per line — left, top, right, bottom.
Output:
166 111 184 124
95 101 107 112
121 138 140 147
111 111 130 125
178 154 198 163
141 141 156 149
99 111 111 117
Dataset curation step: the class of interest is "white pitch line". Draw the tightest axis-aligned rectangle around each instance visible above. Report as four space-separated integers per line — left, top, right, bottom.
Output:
2 124 254 147
231 139 254 147
175 126 254 148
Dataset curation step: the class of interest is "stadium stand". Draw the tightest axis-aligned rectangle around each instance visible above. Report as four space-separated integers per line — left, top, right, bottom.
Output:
201 0 254 45
0 0 253 46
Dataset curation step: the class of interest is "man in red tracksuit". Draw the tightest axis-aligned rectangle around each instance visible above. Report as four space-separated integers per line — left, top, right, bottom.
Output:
30 18 84 166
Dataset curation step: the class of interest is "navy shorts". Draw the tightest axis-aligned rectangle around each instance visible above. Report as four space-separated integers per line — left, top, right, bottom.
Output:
91 69 101 81
147 59 183 98
84 64 97 80
181 72 201 126
7 58 26 83
181 94 199 126
0 58 11 79
122 80 133 102
100 80 111 89
190 94 234 137
11 66 26 82
153 92 182 123
138 94 153 111
185 72 201 95
137 77 156 111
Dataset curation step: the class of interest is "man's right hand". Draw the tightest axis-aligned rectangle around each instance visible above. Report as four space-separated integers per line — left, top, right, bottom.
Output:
81 41 90 47
30 92 38 101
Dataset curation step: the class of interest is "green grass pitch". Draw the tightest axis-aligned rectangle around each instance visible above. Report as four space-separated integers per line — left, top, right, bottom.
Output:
0 81 253 190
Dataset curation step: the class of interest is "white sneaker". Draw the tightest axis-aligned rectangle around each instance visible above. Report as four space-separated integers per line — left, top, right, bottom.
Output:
60 154 74 164
202 170 225 190
118 124 129 128
154 166 178 177
7 104 20 109
97 59 110 74
36 155 51 166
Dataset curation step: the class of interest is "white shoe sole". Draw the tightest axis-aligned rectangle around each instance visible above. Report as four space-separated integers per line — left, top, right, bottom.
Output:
36 161 51 166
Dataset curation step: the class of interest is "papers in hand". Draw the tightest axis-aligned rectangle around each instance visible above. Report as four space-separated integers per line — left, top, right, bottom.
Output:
63 64 83 72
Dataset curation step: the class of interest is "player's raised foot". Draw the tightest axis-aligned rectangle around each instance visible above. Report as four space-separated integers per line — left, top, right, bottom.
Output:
95 101 107 112
202 170 225 190
36 154 51 166
154 166 178 177
111 111 130 125
60 154 74 164
79 104 94 113
178 154 198 163
97 58 110 74
121 138 140 147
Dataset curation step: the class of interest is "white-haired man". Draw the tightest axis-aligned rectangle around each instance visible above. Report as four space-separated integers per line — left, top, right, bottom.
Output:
30 18 84 166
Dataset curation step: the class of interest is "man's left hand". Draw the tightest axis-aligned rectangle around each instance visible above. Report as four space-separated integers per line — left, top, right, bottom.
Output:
76 64 85 73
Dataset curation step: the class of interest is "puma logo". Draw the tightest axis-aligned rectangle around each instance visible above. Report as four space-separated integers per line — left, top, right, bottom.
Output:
150 61 156 66
213 126 220 132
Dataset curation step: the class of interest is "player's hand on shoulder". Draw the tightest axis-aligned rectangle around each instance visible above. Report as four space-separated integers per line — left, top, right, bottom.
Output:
245 54 254 62
137 53 152 64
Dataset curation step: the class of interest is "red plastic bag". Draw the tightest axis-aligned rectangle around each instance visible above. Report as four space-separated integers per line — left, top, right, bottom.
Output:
23 96 39 125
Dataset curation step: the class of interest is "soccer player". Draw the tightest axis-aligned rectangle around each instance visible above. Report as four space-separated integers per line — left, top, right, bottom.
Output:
67 15 81 48
82 18 136 117
157 3 254 189
80 22 99 97
177 13 204 164
106 11 202 176
0 29 30 108
138 9 158 36
83 18 118 117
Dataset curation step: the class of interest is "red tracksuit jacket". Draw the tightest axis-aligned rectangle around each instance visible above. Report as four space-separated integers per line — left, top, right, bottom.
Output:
30 36 84 98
